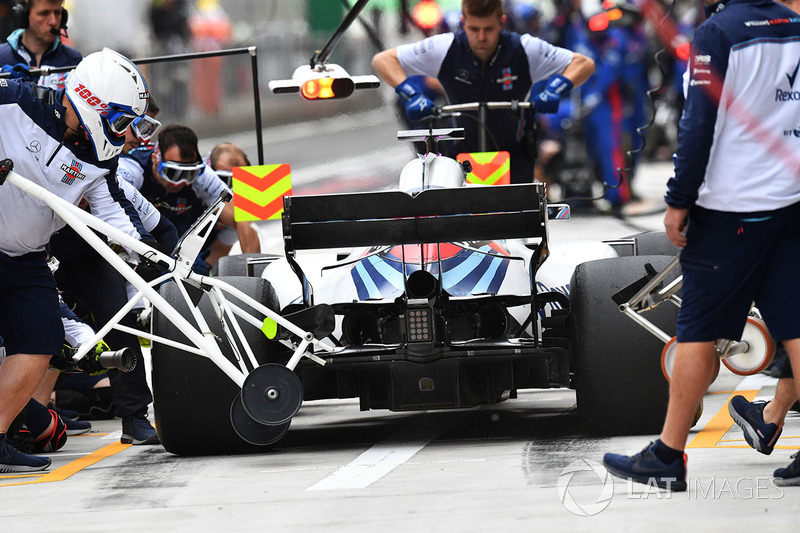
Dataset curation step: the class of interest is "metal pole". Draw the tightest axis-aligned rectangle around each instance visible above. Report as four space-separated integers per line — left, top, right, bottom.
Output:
3 47 265 166
248 46 265 165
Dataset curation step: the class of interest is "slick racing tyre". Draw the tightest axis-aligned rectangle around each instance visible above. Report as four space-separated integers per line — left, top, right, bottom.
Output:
632 231 680 257
570 255 680 436
152 276 283 455
212 253 281 278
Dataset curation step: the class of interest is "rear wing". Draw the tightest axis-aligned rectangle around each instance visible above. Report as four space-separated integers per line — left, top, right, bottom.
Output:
282 183 550 306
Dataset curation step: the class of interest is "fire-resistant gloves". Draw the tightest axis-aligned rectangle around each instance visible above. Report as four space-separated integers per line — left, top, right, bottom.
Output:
531 74 573 114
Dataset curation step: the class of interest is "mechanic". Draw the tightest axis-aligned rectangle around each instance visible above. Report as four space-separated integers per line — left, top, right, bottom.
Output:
0 0 80 89
50 172 178 445
203 142 250 268
123 95 161 155
0 48 151 472
724 0 800 485
371 0 595 184
118 125 261 275
579 19 632 210
603 0 800 490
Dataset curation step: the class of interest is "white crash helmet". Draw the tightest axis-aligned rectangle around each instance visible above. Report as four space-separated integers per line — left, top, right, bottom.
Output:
399 153 466 193
65 48 149 161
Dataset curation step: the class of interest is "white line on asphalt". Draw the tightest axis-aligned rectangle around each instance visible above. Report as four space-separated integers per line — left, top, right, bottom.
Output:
102 430 122 440
306 414 464 491
735 373 778 392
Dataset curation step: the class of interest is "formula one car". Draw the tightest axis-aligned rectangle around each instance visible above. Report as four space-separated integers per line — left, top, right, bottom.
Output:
147 122 684 455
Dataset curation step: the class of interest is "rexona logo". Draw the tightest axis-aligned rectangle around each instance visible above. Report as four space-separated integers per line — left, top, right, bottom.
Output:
776 58 800 102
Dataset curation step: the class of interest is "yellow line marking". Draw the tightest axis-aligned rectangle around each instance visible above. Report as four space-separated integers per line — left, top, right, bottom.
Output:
0 473 44 480
0 442 130 487
686 390 759 449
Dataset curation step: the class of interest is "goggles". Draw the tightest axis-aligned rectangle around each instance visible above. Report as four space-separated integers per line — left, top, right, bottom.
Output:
131 115 162 143
102 106 139 136
158 160 205 186
214 169 233 188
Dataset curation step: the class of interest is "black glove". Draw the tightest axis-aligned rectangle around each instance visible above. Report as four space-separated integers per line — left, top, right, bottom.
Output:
136 238 169 282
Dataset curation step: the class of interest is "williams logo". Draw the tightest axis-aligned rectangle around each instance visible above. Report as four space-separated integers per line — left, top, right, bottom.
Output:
60 160 85 185
776 58 800 102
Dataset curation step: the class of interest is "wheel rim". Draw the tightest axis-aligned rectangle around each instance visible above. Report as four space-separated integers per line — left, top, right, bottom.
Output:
721 317 776 376
660 337 677 382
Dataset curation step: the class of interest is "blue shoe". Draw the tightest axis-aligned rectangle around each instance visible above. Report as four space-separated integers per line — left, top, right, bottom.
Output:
48 402 79 422
64 417 91 436
121 412 160 445
728 396 782 455
774 453 800 486
0 433 51 473
603 441 687 491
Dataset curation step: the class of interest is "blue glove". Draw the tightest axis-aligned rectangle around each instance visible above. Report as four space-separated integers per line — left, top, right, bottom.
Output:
531 74 573 114
395 77 436 122
1 62 33 81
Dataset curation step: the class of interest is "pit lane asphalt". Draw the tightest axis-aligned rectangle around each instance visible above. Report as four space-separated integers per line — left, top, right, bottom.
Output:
2 370 798 531
3 112 797 530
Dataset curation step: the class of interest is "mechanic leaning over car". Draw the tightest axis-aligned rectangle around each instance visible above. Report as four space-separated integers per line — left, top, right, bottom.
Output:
0 0 81 89
0 48 153 472
371 0 594 184
117 124 261 275
38 39 172 447
603 0 800 490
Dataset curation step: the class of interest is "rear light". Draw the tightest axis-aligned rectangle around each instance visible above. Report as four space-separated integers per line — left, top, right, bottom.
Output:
413 0 442 31
406 307 433 342
300 77 355 100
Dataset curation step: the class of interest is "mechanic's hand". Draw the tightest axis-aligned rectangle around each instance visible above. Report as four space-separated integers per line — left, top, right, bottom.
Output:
79 340 112 376
136 238 169 282
531 74 573 114
395 77 436 122
1 62 33 81
664 205 688 249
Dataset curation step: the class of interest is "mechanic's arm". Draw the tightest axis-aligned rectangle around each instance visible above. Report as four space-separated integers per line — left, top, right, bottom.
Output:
559 52 595 89
219 200 260 254
372 48 407 88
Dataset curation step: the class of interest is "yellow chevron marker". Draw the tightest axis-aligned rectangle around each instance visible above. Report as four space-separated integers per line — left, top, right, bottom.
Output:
457 151 511 185
232 164 292 221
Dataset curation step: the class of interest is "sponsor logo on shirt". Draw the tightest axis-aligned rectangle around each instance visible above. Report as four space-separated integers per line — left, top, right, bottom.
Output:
782 127 800 137
776 58 800 102
60 160 85 185
744 16 800 27
455 68 472 85
497 67 517 91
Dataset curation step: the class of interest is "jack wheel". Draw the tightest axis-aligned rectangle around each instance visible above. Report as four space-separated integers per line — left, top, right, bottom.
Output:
241 363 303 426
722 317 776 376
230 392 290 446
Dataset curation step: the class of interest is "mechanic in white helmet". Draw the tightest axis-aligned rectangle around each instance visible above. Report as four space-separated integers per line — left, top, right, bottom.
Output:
0 48 152 472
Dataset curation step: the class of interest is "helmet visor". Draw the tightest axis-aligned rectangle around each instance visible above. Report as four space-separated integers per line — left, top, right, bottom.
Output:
131 115 162 143
158 161 205 186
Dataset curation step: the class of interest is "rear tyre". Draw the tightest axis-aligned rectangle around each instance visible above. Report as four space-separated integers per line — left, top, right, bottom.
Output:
212 253 281 277
570 255 680 435
632 231 680 257
152 276 283 455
